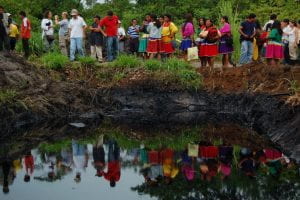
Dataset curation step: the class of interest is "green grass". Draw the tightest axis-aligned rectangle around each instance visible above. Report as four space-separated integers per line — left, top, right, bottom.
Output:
111 54 143 68
78 56 97 67
163 57 191 71
144 59 163 71
0 89 18 105
41 52 70 70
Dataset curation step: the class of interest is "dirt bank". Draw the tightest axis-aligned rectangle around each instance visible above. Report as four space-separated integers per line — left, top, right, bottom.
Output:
0 53 299 161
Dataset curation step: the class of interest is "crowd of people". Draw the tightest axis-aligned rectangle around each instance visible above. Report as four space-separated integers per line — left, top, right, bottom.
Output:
1 134 297 194
0 5 300 67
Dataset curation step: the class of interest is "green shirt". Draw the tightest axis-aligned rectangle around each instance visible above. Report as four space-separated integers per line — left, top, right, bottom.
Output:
268 29 282 43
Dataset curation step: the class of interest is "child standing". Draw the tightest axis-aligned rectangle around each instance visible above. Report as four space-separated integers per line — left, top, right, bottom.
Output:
8 17 19 52
138 14 151 58
127 19 140 55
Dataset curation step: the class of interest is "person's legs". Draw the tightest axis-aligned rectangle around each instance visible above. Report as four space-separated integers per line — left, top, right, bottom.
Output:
134 38 139 54
0 36 4 51
90 45 96 59
43 37 50 52
3 35 10 53
283 43 290 65
247 41 253 64
239 40 248 65
59 35 68 56
70 38 76 61
95 45 103 62
289 43 297 65
106 37 113 62
112 36 118 60
76 38 84 57
10 37 16 51
22 39 30 59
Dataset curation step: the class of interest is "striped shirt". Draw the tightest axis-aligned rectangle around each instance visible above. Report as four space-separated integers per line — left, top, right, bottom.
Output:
127 25 140 38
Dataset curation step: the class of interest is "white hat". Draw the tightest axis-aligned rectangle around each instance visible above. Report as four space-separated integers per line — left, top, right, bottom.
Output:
71 9 78 16
7 13 11 17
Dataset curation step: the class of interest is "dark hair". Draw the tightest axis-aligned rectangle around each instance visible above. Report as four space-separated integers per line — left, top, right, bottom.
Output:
272 20 283 35
150 14 161 28
19 11 26 17
248 13 256 19
255 20 262 30
0 6 4 10
290 20 297 26
283 19 289 23
198 17 206 26
164 14 172 21
94 15 101 20
131 18 137 22
183 13 193 32
270 14 277 20
222 16 229 23
205 18 214 27
298 20 300 24
110 180 116 187
107 11 113 16
44 10 52 19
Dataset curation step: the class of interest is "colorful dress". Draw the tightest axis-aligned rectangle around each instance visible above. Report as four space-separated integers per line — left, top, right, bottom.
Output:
180 22 194 51
162 22 178 54
138 21 150 53
199 26 219 57
219 23 233 54
147 22 164 54
265 29 283 59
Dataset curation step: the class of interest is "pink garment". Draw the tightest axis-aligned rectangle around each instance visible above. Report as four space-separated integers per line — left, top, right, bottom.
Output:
182 22 195 38
220 163 231 176
182 164 195 181
220 23 231 34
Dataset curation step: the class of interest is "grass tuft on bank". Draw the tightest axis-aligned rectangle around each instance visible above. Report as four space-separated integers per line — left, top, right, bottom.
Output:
0 89 18 105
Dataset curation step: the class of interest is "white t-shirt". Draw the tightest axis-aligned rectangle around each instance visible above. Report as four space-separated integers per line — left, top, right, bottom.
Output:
287 27 297 43
41 19 54 37
117 27 126 39
282 26 292 43
69 16 87 38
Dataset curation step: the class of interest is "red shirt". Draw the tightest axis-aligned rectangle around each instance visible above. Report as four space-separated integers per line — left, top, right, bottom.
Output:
21 17 31 39
24 155 34 174
99 15 119 37
103 161 120 182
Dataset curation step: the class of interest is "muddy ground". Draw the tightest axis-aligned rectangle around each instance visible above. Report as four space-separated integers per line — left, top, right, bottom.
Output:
0 53 299 161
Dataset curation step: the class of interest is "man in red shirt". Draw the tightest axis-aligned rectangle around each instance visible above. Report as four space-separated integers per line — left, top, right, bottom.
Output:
19 11 31 59
99 11 119 62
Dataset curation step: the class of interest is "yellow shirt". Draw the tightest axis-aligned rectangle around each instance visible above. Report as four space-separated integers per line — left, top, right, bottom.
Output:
162 22 178 42
9 24 19 38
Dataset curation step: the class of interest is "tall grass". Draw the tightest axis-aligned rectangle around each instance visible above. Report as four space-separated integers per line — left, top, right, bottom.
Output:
41 52 69 70
16 31 44 56
218 0 241 64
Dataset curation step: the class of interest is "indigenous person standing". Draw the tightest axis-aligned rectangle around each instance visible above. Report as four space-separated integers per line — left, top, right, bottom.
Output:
239 13 257 65
161 14 178 57
139 14 151 58
180 13 195 58
282 19 292 65
68 9 87 61
55 12 69 56
127 19 140 55
41 11 55 52
147 14 164 59
8 16 19 52
117 20 126 53
196 17 207 66
265 20 284 67
99 11 119 62
199 19 221 67
287 21 298 65
219 16 233 67
0 6 10 55
89 15 103 62
19 11 31 59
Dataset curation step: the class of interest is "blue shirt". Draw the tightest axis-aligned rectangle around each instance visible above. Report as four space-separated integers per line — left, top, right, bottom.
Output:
127 25 140 38
240 21 256 41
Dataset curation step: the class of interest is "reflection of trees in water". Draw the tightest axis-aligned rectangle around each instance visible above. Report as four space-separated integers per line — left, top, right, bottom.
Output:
131 168 300 200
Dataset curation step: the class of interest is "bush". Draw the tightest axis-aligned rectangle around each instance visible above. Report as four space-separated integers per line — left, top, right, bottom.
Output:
164 57 192 71
78 56 97 67
177 69 203 90
111 55 142 68
0 89 17 105
41 52 69 70
144 59 162 71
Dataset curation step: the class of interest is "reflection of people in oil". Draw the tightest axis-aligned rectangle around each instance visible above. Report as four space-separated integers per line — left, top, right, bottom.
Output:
101 139 120 187
93 135 105 177
0 159 15 194
23 151 34 182
72 139 88 183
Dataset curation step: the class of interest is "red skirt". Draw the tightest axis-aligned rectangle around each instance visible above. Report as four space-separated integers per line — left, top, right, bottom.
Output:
163 41 175 54
147 38 164 53
199 43 218 57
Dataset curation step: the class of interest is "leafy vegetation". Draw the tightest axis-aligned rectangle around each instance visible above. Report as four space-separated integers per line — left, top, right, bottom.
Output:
111 54 143 68
78 56 97 67
41 52 70 69
0 89 18 105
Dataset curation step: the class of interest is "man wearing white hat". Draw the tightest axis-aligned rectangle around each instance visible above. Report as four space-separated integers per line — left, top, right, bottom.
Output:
68 9 87 61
